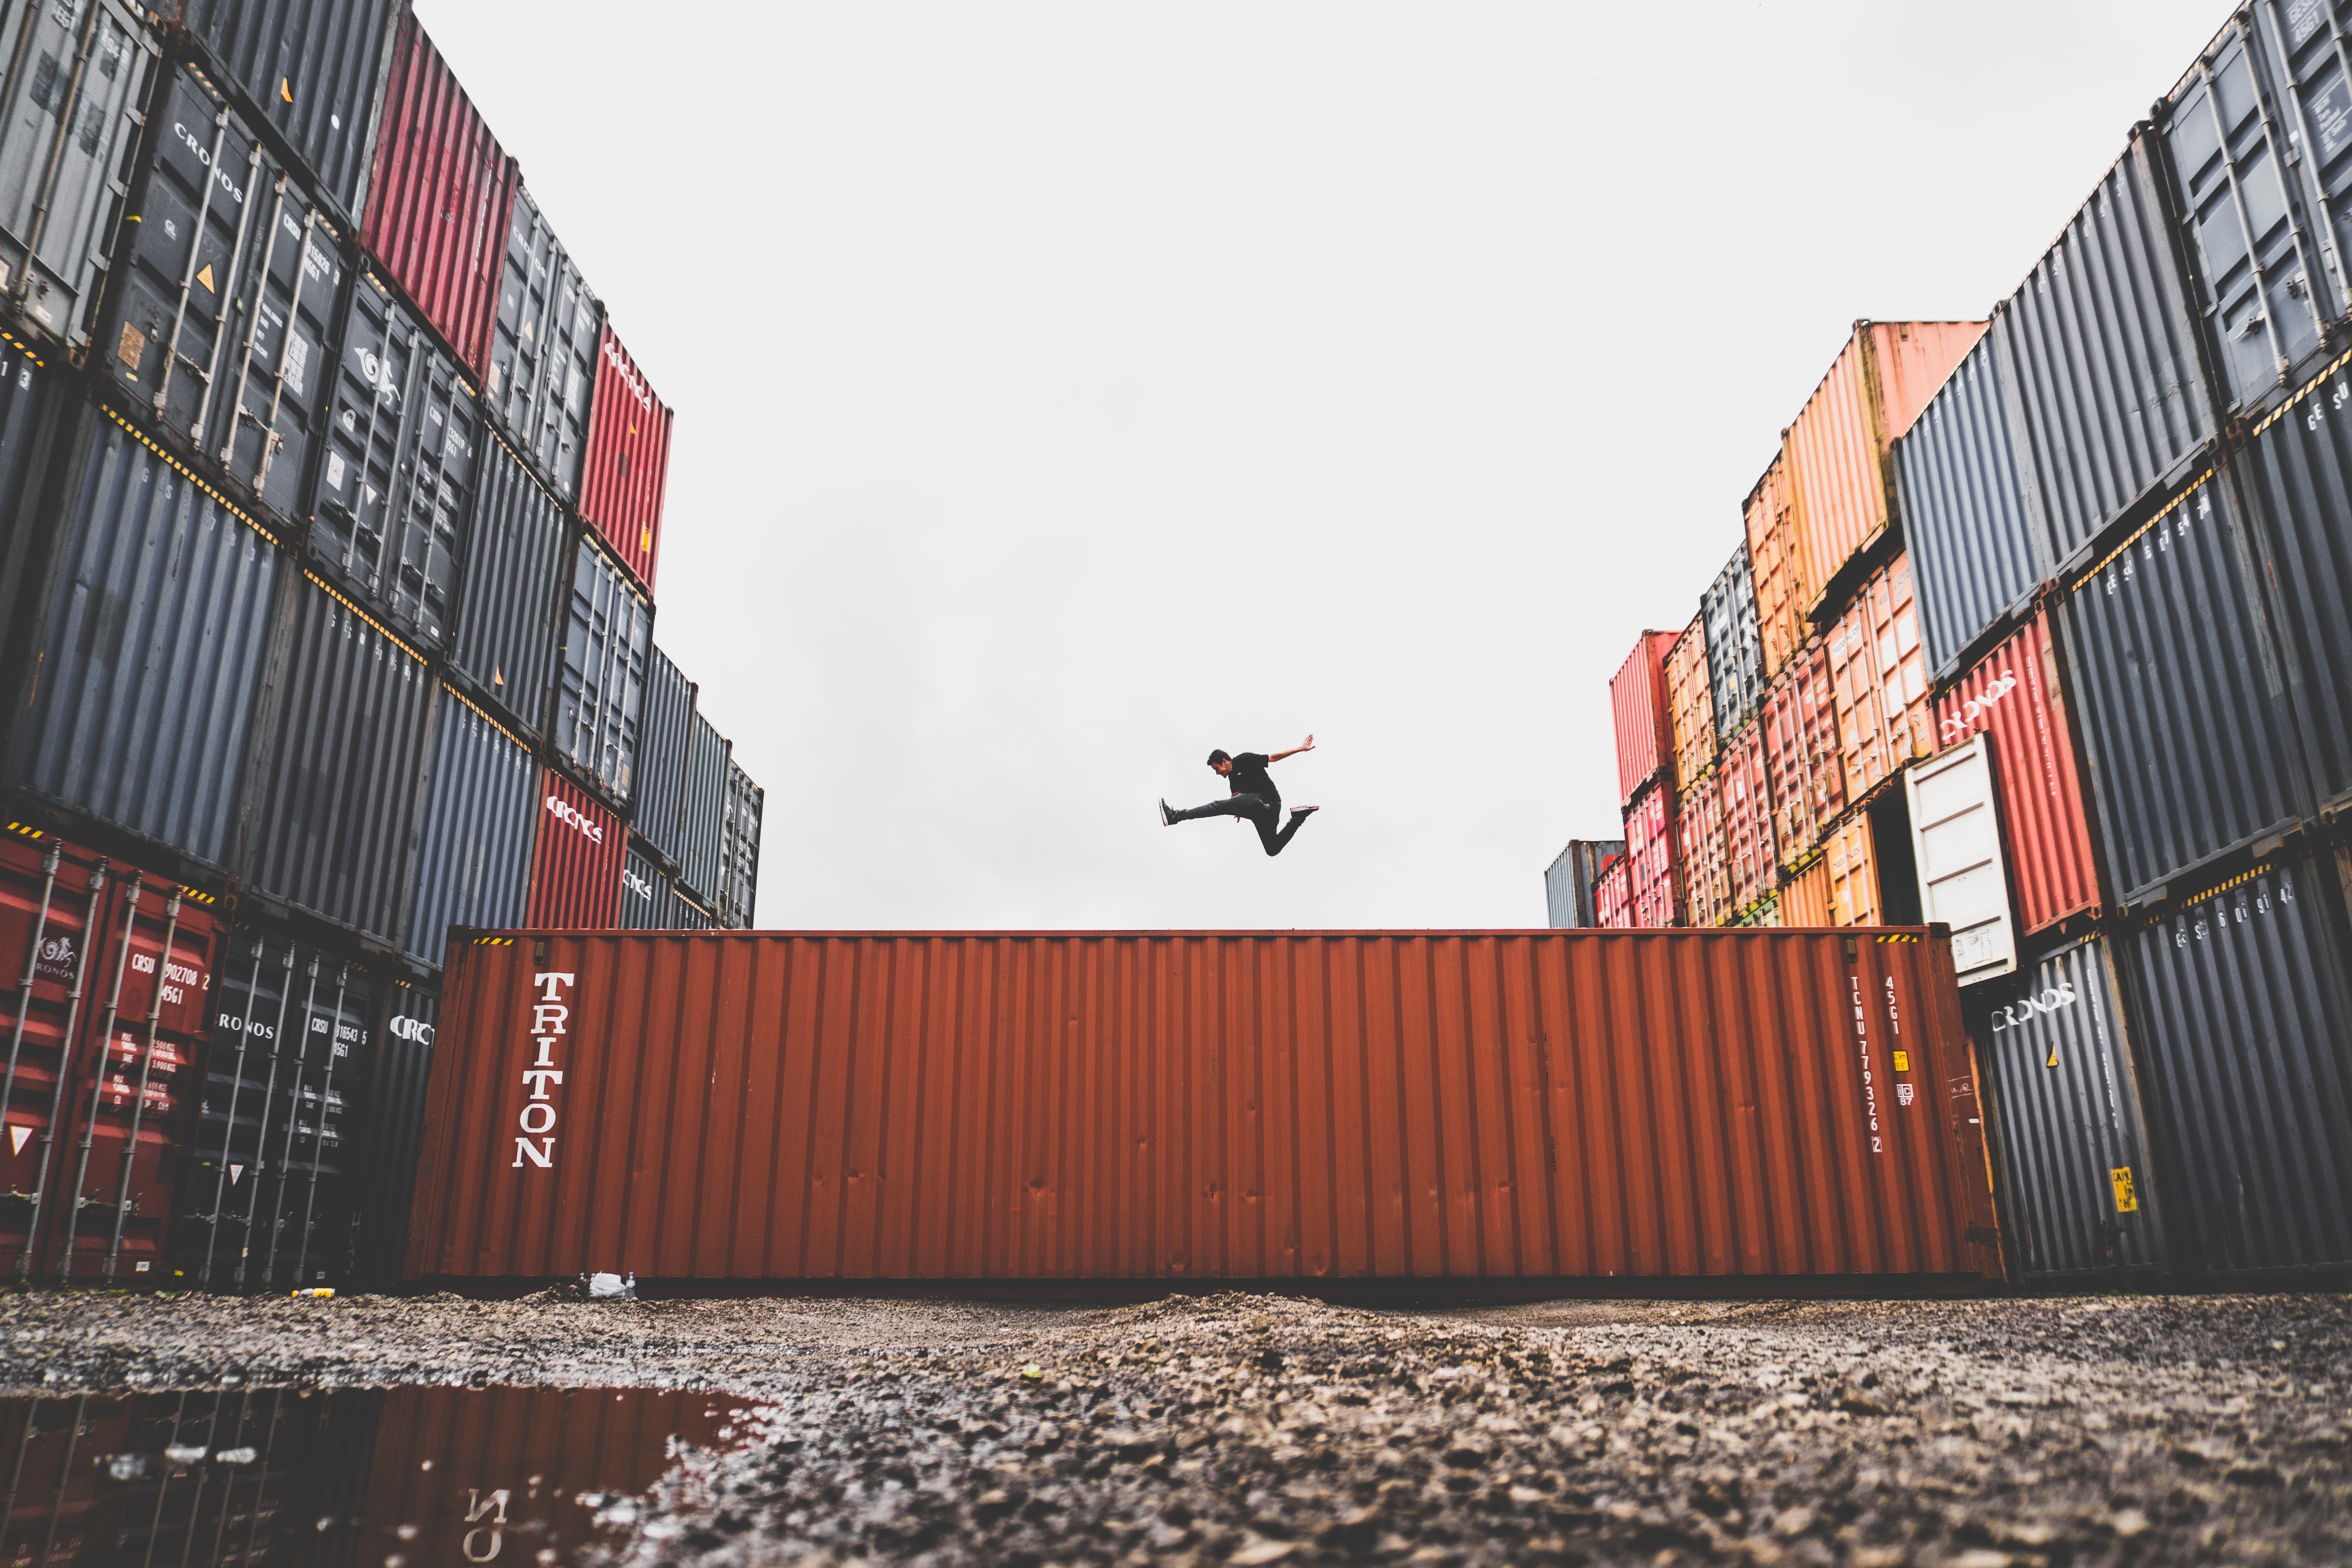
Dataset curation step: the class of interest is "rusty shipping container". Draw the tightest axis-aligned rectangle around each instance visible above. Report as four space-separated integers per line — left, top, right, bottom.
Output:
1542 839 1623 929
524 769 620 932
1825 553 1934 804
1762 642 1844 873
359 14 514 376
1594 856 1633 929
579 323 671 590
1664 615 1714 791
1625 783 1680 930
405 928 2004 1288
1935 614 2102 936
1780 322 1985 618
1720 724 1777 916
1744 454 1806 681
1677 773 1732 929
1608 630 1675 808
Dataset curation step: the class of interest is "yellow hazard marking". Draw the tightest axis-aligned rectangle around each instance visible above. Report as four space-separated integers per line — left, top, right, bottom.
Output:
641 528 652 552
2110 1167 2138 1214
1891 1051 1909 1073
195 263 216 293
2047 1044 2059 1068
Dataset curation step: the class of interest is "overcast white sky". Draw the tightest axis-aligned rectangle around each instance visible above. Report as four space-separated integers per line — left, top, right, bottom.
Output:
420 1 2229 931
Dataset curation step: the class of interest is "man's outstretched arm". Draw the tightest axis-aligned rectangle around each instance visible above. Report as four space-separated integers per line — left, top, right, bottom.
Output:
1268 734 1316 764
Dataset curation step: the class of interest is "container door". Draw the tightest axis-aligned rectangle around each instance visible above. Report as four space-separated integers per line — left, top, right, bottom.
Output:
1905 736 2018 985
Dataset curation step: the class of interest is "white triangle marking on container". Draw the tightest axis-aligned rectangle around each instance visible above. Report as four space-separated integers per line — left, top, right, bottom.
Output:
8 1126 27 1156
229 1164 245 1185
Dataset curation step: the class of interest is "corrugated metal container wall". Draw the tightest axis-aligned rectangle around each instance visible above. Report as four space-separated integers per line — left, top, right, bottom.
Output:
552 533 650 810
1822 813 1882 927
1894 330 2045 680
1702 543 1765 740
1826 553 1934 804
352 980 436 1282
1994 135 2218 572
2251 0 2352 331
102 63 341 522
0 327 65 664
0 0 158 354
1664 615 1715 791
1976 937 2165 1279
1780 859 1832 927
173 936 374 1288
617 840 671 931
716 759 762 930
1720 724 1777 915
305 269 481 652
633 646 693 868
358 15 513 375
241 575 434 942
1594 856 1633 929
2123 854 2352 1276
1743 455 1806 680
2234 352 2352 817
404 686 533 965
1542 839 1623 929
446 430 562 738
1935 614 2102 934
486 186 597 505
1625 784 1680 930
2058 469 2310 905
524 768 619 930
1608 630 1675 807
675 712 727 904
2158 19 2331 421
1903 738 2022 988
666 884 715 931
1782 322 1986 615
1677 772 1731 928
578 324 671 590
1762 642 1844 873
1735 894 1783 927
5 411 278 871
405 929 2004 1286
162 0 401 221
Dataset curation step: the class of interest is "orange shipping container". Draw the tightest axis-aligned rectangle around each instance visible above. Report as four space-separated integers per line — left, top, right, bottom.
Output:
1743 454 1808 681
1677 773 1733 928
407 929 2004 1287
1783 321 1986 618
1665 615 1717 791
1827 553 1935 803
1720 724 1778 913
1762 641 1846 872
1781 859 1834 927
1824 814 1885 927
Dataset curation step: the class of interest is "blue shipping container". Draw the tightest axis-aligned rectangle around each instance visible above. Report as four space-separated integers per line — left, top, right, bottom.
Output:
405 686 535 965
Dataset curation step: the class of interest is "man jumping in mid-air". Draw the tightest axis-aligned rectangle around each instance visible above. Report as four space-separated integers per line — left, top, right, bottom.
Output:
1160 735 1319 857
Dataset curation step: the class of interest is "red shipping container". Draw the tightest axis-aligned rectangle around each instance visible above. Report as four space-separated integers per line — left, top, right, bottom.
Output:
1665 614 1716 792
406 929 2004 1287
1763 641 1845 873
1827 552 1935 803
1595 856 1634 929
579 324 675 591
0 828 221 1282
1720 724 1778 915
1610 631 1678 806
1935 613 2103 934
361 15 518 374
1677 771 1733 928
1626 784 1682 928
524 771 622 932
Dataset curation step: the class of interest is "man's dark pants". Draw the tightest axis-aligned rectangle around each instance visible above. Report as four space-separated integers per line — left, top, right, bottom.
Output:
1169 793 1309 857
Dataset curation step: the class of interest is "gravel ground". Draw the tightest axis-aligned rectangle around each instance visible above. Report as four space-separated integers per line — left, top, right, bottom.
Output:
3 1288 2348 1566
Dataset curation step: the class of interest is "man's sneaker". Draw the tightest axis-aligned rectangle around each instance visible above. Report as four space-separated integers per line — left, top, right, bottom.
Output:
1290 804 1320 818
1159 799 1176 827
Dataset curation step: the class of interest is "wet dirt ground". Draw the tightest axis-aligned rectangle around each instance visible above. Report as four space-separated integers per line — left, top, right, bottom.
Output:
2 1287 2347 1566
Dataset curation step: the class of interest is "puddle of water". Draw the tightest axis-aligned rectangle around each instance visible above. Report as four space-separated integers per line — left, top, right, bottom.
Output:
0 1384 768 1567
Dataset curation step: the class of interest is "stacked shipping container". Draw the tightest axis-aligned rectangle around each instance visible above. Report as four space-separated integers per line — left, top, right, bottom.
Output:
0 0 762 1290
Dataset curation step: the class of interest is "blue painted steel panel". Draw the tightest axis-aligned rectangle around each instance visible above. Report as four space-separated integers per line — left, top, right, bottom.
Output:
633 645 692 866
404 685 533 965
674 711 726 904
0 327 67 669
551 531 649 809
1701 544 1764 742
616 838 670 931
446 431 563 739
353 977 437 1283
717 757 761 929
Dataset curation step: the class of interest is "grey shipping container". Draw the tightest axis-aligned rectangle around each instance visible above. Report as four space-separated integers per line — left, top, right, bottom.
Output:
2057 467 2310 906
351 976 434 1283
616 838 670 930
486 185 596 504
101 61 343 523
5 407 278 871
0 326 65 671
404 684 532 965
1994 133 2218 574
1976 937 2166 1279
667 882 714 930
305 267 480 651
716 756 761 928
2232 351 2352 818
241 572 434 942
1896 328 2047 680
159 0 400 222
1542 838 1623 928
1701 544 1763 742
633 644 692 868
2123 853 2352 1276
675 710 726 903
446 429 562 739
551 531 649 810
0 0 158 352
174 934 375 1287
2158 13 2336 421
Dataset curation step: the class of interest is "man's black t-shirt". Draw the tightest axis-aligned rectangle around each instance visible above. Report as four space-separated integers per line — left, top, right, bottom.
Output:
1227 753 1278 808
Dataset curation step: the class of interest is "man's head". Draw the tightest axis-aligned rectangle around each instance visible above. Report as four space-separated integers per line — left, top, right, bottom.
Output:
1207 749 1232 777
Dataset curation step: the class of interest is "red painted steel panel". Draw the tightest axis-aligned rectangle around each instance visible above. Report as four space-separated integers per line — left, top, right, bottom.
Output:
523 771 622 932
1762 641 1845 871
1678 772 1732 928
1594 856 1633 929
406 929 2004 1287
1719 723 1777 915
1935 613 2103 935
359 15 517 374
579 324 673 591
1609 631 1677 807
1625 784 1681 929
1827 552 1936 803
1665 615 1716 792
